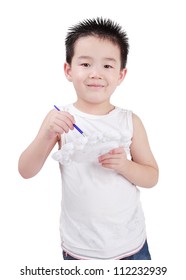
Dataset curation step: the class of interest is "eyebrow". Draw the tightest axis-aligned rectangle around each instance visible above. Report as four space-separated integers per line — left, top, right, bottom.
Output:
77 56 92 60
77 56 117 63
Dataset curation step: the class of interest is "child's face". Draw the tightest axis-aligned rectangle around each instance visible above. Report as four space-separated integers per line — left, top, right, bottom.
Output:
64 36 126 107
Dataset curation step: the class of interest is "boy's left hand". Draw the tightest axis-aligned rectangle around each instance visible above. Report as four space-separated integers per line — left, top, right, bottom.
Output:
98 147 128 174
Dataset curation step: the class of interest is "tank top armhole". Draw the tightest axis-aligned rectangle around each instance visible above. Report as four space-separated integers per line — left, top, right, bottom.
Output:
127 110 134 138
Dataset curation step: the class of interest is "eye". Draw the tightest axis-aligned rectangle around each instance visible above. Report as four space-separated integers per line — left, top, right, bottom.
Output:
104 64 113 69
80 63 90 67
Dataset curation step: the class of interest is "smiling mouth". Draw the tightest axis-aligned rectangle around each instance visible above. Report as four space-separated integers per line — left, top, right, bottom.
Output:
87 84 104 87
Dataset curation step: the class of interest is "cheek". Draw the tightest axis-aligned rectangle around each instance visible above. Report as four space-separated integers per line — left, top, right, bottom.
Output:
73 70 86 83
71 72 86 93
109 76 121 87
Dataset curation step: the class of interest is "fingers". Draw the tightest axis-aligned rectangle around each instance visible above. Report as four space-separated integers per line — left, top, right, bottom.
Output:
98 147 125 161
47 109 76 135
54 111 75 132
108 147 125 154
98 147 127 172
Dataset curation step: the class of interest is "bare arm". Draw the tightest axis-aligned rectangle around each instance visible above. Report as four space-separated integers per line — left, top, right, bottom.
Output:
98 113 159 188
18 109 75 179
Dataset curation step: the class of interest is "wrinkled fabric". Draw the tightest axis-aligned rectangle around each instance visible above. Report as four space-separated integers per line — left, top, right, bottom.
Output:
52 133 130 165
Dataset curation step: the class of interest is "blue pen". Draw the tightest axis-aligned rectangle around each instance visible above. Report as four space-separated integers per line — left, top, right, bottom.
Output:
54 105 86 137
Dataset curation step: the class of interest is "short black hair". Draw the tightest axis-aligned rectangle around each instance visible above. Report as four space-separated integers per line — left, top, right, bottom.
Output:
65 17 129 69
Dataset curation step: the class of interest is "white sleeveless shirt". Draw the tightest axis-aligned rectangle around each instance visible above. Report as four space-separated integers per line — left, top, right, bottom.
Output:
53 104 146 259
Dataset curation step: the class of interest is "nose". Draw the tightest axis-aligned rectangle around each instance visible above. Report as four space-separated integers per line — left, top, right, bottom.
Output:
88 66 103 79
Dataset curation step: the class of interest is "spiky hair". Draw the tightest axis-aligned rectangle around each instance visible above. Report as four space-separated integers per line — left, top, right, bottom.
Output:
65 17 129 69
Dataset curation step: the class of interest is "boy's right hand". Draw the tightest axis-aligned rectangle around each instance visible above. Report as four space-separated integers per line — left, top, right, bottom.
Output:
39 109 75 140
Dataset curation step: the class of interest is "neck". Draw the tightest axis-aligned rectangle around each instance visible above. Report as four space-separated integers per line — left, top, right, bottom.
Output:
73 100 115 115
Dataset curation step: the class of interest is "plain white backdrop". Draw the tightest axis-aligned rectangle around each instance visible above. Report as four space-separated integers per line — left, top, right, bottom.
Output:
0 0 186 278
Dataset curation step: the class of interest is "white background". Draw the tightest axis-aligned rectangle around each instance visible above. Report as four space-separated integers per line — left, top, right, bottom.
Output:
0 0 185 278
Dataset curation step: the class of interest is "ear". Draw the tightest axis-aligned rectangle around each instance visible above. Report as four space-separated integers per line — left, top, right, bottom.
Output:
64 62 73 82
117 68 127 86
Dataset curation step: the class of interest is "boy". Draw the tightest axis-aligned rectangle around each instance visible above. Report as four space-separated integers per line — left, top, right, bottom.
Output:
18 18 159 260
